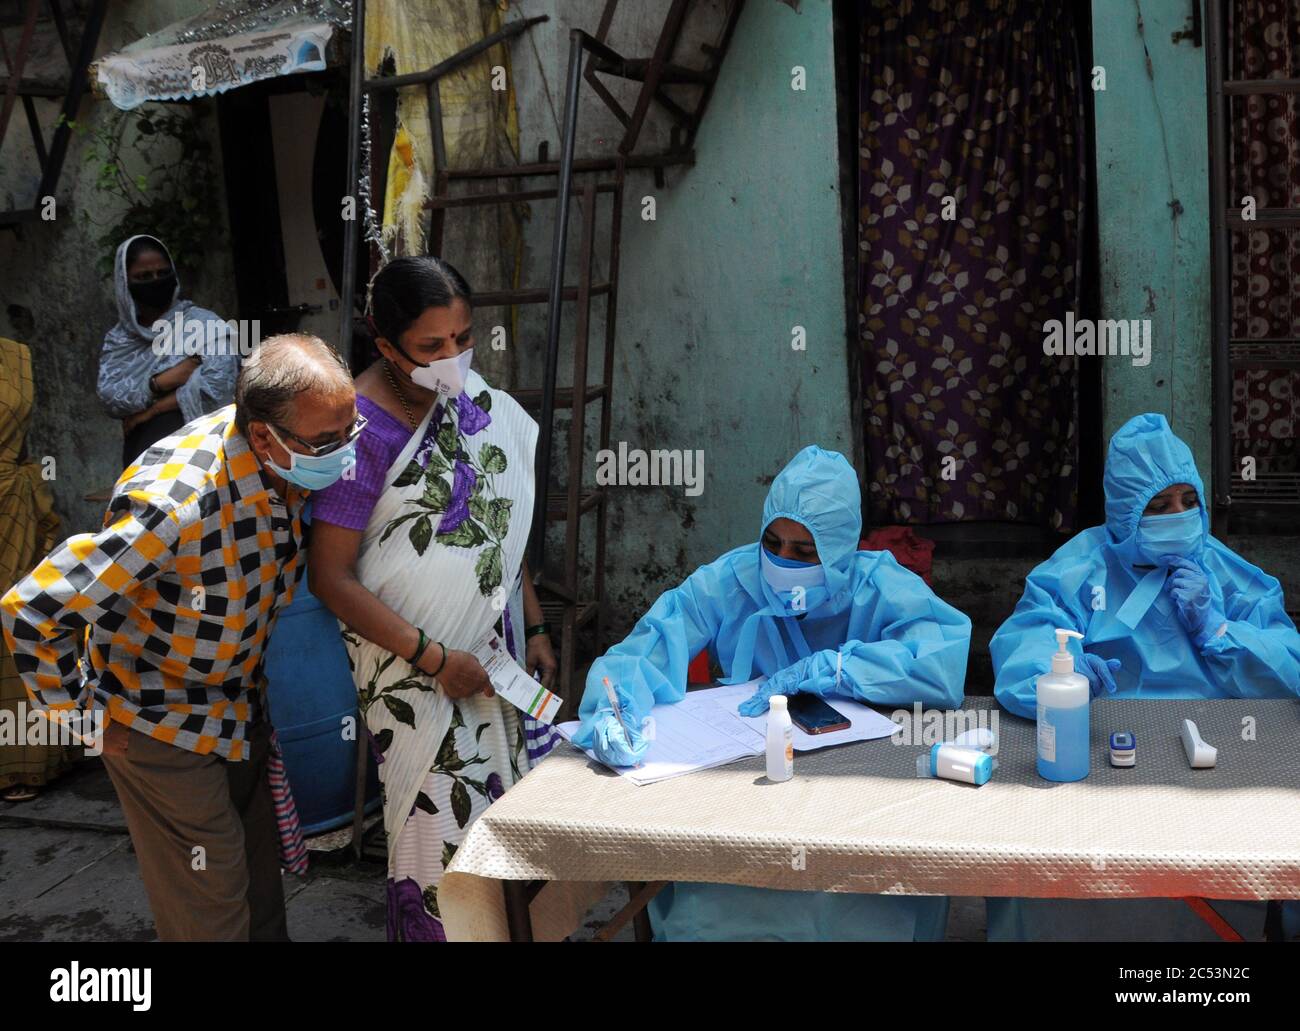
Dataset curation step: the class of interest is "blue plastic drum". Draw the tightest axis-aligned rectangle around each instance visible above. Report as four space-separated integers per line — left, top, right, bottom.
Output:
264 563 380 836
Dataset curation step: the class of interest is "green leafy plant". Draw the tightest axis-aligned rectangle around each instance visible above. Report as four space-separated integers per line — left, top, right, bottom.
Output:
63 104 220 279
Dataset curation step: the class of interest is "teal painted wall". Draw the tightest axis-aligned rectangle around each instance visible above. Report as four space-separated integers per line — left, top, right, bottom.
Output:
1091 0 1212 488
605 0 851 602
513 0 852 628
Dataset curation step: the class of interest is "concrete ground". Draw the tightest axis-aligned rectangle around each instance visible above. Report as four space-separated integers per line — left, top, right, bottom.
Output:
0 756 985 942
0 758 388 942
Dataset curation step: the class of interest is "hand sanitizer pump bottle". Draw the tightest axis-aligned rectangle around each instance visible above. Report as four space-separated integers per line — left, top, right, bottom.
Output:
1036 628 1090 782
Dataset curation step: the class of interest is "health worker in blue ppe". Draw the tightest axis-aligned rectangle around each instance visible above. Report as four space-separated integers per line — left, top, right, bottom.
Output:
572 445 973 941
988 413 1300 940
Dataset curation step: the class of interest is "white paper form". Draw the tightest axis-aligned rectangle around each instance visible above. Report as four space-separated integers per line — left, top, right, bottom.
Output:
674 690 767 752
693 681 901 752
557 690 764 786
469 628 563 724
556 683 902 784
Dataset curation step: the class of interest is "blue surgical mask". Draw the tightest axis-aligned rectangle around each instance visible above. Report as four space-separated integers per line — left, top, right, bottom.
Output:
764 548 819 570
760 546 826 604
265 425 356 491
1136 507 1203 564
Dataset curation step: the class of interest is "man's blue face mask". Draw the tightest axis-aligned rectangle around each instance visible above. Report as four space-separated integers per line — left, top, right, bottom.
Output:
1136 507 1204 564
265 424 357 491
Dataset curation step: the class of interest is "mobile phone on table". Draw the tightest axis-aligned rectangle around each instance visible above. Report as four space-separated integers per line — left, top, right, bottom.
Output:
787 693 850 734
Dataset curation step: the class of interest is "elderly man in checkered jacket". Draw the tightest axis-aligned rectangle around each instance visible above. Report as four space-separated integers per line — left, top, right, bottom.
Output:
2 333 360 941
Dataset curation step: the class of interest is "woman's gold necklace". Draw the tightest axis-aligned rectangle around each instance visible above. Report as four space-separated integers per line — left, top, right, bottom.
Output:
383 359 419 430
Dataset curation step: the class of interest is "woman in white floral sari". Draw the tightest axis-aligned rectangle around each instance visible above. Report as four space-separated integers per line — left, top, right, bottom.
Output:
310 257 559 941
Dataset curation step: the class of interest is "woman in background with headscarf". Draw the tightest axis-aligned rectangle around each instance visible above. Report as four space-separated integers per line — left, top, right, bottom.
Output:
97 234 238 467
0 337 67 801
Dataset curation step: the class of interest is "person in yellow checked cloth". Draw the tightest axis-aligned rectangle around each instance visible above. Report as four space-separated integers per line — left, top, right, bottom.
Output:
0 337 67 802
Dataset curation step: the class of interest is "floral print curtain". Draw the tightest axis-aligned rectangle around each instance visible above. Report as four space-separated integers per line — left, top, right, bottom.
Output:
1229 0 1300 478
859 0 1085 530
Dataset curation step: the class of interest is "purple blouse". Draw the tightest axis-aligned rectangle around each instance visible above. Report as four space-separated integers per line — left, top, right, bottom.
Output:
313 394 421 531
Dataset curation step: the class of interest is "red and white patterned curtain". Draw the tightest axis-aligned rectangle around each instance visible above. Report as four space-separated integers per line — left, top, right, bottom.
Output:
859 0 1085 531
1230 0 1300 477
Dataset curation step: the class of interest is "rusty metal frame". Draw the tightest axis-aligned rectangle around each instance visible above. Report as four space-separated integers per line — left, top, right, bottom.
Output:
0 1 41 151
428 5 745 706
503 879 663 942
0 0 108 228
342 13 548 360
583 0 747 158
348 2 745 725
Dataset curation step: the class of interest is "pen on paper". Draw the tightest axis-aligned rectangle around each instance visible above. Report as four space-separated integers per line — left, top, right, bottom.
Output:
603 675 642 768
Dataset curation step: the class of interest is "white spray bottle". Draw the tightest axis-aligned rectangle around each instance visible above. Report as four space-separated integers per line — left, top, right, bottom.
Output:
766 695 793 782
1036 628 1091 782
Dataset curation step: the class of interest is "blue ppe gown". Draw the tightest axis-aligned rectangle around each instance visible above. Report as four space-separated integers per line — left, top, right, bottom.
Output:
988 413 1300 940
573 446 972 941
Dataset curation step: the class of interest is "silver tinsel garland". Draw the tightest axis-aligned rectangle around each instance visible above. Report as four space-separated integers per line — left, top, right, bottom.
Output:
358 92 391 305
147 1 352 47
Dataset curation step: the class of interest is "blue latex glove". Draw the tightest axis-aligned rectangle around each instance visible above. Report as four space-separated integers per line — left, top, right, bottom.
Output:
1080 652 1121 697
587 683 650 767
1165 556 1226 647
737 655 817 717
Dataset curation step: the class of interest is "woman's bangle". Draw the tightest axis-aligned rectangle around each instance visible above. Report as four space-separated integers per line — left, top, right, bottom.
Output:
430 642 448 678
148 372 161 395
524 622 550 639
410 627 429 665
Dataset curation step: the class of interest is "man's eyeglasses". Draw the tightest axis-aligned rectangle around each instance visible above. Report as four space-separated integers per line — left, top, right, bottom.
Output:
269 413 368 457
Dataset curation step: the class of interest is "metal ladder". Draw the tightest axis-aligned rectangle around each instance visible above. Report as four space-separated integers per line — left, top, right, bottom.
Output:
348 0 745 708
341 1 745 859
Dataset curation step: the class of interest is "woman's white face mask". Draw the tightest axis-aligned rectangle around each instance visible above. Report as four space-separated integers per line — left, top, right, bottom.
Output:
410 347 474 398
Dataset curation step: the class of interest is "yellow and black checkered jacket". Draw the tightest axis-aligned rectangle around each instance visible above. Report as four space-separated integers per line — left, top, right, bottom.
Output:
0 405 305 760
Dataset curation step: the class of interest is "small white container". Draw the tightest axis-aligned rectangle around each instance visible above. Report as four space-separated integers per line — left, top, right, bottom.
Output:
766 695 793 782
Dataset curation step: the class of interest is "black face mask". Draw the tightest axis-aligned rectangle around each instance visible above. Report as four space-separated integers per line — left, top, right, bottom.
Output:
128 274 176 313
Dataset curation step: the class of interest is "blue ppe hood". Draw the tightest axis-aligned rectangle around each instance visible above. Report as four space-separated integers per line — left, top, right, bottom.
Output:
756 445 861 610
1104 413 1209 570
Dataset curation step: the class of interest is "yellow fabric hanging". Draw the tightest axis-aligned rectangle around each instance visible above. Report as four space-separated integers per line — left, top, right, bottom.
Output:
383 126 426 255
0 338 69 791
365 0 522 255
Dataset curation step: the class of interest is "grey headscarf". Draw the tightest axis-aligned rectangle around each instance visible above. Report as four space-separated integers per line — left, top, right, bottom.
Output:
97 234 239 423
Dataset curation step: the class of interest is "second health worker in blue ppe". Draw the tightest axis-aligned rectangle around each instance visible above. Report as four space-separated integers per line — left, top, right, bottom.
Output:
988 412 1300 940
573 445 973 941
